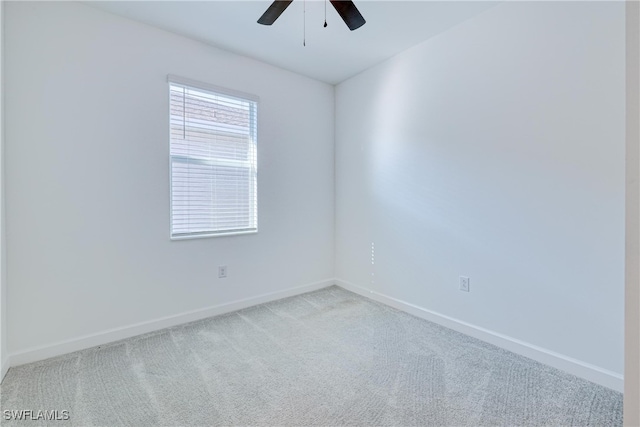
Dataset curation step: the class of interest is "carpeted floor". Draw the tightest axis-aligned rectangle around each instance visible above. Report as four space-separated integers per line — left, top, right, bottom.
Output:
0 286 622 426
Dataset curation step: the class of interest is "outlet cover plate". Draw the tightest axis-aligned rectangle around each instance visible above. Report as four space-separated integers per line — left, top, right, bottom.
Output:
460 276 470 292
218 266 227 278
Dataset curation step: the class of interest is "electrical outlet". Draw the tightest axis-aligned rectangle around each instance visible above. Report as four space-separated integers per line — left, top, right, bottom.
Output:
218 266 227 279
460 276 470 292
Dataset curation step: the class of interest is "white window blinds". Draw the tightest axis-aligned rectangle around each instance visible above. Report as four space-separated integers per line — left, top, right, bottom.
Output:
169 77 258 239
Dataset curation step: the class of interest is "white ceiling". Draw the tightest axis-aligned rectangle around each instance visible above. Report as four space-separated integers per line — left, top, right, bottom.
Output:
88 1 498 84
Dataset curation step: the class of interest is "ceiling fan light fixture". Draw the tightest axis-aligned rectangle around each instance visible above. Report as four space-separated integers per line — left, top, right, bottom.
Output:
257 0 366 31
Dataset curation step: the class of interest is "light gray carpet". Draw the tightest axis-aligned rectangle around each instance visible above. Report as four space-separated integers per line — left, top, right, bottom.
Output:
0 286 622 426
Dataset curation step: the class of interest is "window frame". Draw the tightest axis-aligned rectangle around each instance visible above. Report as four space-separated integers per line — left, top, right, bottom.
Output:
167 75 259 240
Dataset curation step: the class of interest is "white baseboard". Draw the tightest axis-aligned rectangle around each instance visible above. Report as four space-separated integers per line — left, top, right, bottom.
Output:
336 279 624 392
8 278 623 392
10 279 335 367
1 356 9 383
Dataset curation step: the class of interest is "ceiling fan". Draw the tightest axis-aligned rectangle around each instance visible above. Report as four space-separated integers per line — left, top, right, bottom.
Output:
258 0 366 31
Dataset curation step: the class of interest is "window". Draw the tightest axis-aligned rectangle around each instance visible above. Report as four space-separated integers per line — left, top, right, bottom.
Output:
169 76 258 239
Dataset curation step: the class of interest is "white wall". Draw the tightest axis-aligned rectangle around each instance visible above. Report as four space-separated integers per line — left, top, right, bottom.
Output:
5 2 334 357
336 0 625 381
0 0 6 381
625 1 640 423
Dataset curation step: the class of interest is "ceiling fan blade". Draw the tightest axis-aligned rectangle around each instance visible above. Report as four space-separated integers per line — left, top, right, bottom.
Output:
329 1 366 31
258 0 294 25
